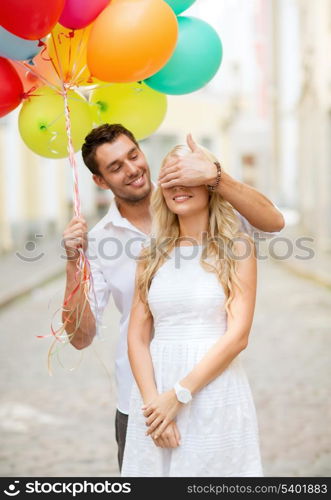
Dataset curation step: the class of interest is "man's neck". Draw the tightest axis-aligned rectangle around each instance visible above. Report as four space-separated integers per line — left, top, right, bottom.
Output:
115 188 154 235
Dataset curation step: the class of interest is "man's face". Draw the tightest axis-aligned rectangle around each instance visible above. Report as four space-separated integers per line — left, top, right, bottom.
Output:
93 134 152 203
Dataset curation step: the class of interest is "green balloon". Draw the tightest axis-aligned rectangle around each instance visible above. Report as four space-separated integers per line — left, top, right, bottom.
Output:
145 16 222 95
164 0 196 15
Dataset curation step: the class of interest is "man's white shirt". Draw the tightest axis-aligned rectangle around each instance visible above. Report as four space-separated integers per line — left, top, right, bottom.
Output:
87 183 280 414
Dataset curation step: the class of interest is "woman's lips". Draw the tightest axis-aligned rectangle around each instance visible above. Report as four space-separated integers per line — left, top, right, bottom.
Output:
172 195 193 203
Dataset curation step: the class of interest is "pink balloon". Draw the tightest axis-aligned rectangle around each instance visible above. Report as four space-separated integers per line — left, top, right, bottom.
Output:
59 0 110 30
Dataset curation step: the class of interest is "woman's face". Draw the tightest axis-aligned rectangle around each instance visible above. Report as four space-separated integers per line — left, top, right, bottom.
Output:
161 184 210 217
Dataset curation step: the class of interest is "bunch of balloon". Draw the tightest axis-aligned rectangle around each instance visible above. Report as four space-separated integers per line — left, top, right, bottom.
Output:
0 0 225 158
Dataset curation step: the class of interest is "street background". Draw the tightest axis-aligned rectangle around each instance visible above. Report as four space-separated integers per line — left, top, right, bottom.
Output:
0 0 330 477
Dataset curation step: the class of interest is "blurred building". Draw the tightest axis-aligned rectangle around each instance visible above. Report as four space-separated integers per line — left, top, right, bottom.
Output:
272 0 331 252
298 0 331 252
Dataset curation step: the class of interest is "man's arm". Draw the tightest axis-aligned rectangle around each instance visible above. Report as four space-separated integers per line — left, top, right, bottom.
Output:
128 255 181 448
63 259 96 350
215 169 284 232
127 258 159 405
158 134 285 233
62 216 97 350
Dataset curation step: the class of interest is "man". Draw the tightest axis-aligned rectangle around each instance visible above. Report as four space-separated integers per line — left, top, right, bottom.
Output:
62 123 284 471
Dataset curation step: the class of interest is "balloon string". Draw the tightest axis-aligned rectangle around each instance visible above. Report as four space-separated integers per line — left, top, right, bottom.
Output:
37 38 62 83
50 85 95 377
55 30 75 83
21 85 39 100
51 31 66 84
62 85 81 216
47 55 63 84
38 248 92 375
45 110 66 129
31 33 100 377
69 64 87 88
15 60 60 93
84 82 111 91
68 28 87 87
38 39 51 61
67 31 74 82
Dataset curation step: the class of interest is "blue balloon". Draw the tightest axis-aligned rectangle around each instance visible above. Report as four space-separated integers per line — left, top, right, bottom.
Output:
145 17 223 95
165 0 196 15
0 26 41 61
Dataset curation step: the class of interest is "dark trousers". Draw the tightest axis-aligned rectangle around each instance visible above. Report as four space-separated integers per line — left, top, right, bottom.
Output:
115 409 129 471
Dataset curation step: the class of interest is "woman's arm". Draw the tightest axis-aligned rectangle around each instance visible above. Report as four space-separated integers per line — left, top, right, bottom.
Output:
143 236 257 438
127 258 158 406
129 256 182 449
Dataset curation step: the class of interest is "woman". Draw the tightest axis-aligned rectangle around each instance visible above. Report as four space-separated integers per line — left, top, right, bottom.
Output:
121 144 263 477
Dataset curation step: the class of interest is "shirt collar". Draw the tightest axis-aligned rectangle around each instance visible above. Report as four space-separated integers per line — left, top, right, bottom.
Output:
102 180 157 233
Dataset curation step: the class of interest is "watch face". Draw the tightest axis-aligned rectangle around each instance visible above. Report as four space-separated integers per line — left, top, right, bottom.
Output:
178 388 191 404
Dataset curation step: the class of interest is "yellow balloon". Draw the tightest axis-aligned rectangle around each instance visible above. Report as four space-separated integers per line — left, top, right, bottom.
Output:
19 86 93 159
47 24 93 86
89 82 167 140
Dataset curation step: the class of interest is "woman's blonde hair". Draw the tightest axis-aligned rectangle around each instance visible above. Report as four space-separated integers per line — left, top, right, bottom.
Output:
137 143 252 316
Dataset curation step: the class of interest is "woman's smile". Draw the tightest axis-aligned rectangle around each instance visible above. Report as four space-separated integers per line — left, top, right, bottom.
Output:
172 194 193 203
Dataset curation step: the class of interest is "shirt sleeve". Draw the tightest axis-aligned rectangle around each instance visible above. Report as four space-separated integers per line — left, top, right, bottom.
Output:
234 204 281 240
87 238 111 339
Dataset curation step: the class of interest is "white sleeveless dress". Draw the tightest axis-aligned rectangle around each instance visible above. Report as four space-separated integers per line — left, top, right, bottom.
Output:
121 245 263 477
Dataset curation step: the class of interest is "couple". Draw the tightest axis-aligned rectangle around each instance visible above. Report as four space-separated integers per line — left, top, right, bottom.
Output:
62 123 284 477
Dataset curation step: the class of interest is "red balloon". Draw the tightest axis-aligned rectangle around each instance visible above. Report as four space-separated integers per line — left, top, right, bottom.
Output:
0 0 66 40
0 57 23 118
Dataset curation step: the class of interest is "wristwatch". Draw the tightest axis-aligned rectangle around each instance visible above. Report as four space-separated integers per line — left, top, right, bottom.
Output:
174 382 192 404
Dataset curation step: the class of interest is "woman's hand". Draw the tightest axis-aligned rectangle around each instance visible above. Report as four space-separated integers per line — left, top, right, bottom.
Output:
157 134 218 188
151 420 181 448
142 389 183 439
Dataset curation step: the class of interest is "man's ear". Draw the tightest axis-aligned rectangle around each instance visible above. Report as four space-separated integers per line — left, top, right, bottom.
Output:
92 174 109 190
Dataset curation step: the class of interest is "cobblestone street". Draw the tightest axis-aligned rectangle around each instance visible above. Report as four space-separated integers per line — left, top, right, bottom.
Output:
0 258 330 477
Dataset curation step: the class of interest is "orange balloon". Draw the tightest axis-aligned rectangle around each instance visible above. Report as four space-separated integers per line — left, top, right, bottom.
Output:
87 0 178 83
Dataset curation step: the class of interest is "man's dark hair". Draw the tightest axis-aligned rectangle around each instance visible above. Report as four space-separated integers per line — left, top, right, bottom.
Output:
81 123 139 176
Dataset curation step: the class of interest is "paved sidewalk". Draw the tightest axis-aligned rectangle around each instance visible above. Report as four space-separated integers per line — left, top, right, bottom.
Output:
0 274 121 477
0 234 68 309
270 225 331 289
0 212 101 309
